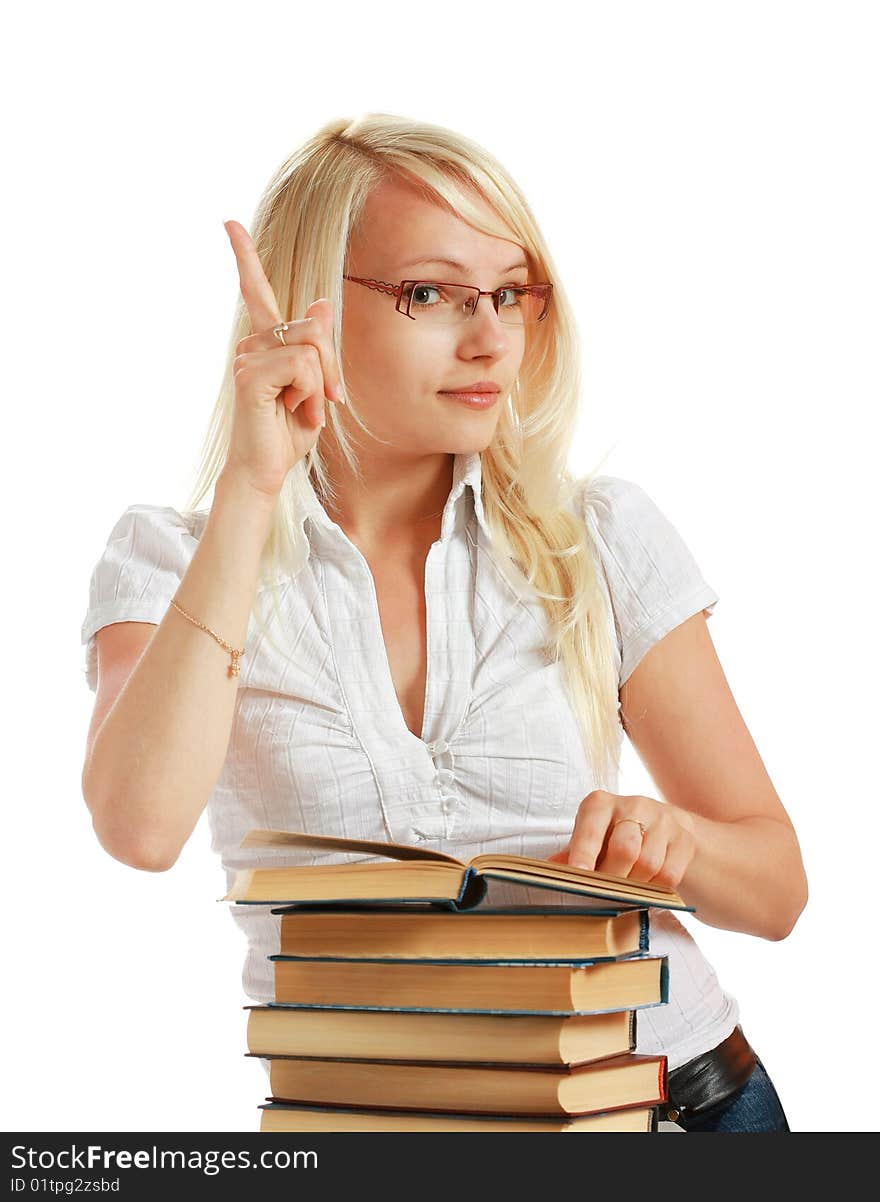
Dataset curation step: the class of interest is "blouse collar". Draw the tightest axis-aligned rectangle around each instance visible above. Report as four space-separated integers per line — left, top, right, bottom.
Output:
296 451 490 543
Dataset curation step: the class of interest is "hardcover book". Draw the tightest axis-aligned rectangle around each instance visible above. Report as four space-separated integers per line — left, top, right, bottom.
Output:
259 1051 667 1117
271 904 650 961
258 1099 660 1132
245 1004 638 1065
222 828 694 912
266 952 669 1013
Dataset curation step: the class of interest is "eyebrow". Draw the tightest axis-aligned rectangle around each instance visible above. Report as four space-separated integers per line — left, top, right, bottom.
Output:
398 255 529 275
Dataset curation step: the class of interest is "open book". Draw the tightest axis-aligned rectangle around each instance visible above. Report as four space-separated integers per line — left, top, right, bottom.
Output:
221 828 694 913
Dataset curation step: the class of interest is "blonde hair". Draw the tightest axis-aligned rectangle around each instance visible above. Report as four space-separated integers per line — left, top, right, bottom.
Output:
182 112 622 787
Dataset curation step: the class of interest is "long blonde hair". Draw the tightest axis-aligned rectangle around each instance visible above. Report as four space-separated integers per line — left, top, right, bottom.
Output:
182 112 622 787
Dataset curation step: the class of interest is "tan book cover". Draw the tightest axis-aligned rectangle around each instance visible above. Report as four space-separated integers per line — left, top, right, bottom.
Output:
258 1099 659 1132
262 1051 667 1117
275 905 648 961
268 952 667 1012
245 1004 638 1065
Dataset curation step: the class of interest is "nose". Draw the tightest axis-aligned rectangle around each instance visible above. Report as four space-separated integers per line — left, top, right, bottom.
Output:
458 291 512 355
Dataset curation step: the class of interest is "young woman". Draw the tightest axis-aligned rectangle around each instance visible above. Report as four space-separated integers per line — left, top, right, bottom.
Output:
80 113 806 1132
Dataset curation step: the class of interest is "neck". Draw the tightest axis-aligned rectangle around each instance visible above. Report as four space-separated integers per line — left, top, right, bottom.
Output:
317 441 457 549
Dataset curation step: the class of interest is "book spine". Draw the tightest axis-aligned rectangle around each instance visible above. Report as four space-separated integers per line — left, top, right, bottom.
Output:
456 866 489 910
639 909 649 953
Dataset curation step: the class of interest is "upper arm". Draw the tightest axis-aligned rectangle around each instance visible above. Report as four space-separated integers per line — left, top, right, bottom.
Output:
83 621 158 778
80 502 200 774
581 473 788 825
620 611 795 829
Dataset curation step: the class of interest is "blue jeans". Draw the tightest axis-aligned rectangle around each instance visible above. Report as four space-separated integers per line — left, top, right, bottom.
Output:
674 1058 791 1133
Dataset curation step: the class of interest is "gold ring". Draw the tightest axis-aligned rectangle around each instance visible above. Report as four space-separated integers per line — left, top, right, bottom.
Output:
273 321 289 346
613 818 647 838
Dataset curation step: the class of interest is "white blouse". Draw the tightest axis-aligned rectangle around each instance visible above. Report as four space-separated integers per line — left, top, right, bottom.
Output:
80 453 740 1071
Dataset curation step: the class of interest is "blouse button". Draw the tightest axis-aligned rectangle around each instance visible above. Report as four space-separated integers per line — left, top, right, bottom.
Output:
432 739 449 755
441 799 455 815
434 768 455 787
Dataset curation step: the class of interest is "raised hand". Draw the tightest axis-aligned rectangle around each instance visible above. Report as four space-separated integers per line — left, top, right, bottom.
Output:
220 219 345 501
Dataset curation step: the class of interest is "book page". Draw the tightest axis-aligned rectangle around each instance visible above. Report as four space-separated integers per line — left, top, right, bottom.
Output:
239 829 464 865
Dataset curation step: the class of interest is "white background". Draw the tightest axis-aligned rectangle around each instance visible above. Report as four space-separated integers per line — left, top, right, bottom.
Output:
3 1 877 1134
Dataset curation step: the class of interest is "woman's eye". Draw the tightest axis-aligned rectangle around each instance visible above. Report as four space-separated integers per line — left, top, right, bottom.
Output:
411 284 442 305
498 288 524 308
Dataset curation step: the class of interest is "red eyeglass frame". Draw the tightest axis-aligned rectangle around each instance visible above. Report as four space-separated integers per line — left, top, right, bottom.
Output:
342 274 554 322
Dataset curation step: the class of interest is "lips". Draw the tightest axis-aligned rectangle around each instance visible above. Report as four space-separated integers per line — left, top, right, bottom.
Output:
439 390 501 409
439 382 501 393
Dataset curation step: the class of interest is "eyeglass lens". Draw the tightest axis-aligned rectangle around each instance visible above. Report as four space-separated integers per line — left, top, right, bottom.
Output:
402 281 549 326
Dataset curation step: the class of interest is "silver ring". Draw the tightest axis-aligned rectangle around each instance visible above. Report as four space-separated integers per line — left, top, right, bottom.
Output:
613 818 647 838
272 321 289 346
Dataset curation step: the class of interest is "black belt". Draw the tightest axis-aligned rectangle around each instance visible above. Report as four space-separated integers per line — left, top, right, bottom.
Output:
662 1025 758 1123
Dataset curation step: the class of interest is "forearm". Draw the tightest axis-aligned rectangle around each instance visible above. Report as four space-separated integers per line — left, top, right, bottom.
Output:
673 811 808 941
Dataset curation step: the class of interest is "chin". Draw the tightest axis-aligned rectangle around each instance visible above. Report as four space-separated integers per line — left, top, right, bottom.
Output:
442 414 502 449
440 431 497 455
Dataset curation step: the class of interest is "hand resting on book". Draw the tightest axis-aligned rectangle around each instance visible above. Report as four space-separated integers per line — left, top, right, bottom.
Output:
546 790 696 891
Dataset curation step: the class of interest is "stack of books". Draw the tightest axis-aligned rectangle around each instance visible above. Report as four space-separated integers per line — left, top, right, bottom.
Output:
222 828 694 1133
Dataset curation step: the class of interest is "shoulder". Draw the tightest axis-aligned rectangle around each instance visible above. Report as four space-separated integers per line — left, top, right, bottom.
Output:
574 474 671 577
104 502 208 541
96 503 210 569
577 473 665 536
86 501 210 595
574 473 704 574
570 472 719 685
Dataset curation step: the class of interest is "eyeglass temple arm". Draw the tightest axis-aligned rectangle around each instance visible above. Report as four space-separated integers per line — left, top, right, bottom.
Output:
343 275 417 320
343 275 400 296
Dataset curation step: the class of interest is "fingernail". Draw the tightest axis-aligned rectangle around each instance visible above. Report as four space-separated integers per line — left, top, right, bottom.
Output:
332 383 346 403
320 409 326 427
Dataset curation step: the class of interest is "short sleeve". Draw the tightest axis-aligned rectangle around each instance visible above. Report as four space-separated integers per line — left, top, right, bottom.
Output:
80 504 202 693
581 475 719 688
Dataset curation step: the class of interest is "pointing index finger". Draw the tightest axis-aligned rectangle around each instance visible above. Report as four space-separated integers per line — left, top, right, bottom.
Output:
224 219 282 335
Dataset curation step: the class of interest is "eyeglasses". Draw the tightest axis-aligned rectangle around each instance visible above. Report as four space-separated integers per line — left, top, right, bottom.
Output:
343 274 553 327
